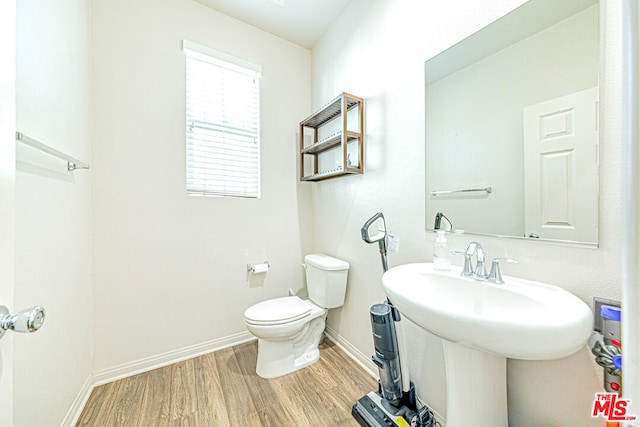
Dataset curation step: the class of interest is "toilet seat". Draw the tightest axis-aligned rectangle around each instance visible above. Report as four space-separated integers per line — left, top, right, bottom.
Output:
244 296 311 326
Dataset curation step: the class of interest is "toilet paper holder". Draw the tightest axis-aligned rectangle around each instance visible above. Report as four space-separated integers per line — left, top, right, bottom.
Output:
247 261 270 273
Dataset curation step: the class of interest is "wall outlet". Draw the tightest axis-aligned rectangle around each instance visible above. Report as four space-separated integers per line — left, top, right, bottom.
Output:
593 297 621 333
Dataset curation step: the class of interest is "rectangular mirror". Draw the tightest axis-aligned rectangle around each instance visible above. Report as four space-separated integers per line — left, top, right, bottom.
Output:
425 0 599 247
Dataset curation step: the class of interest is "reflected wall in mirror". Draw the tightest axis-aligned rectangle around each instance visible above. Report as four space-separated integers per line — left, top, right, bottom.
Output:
425 0 599 246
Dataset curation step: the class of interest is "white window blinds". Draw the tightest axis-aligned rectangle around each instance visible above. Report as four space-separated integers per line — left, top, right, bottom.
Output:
184 41 261 198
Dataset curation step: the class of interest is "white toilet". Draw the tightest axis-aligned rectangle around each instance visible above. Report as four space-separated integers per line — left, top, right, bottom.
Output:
244 253 349 379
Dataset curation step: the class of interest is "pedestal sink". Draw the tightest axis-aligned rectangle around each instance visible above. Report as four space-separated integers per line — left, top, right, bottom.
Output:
381 263 593 427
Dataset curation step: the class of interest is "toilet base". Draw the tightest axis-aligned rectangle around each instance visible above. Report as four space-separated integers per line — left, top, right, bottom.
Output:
255 315 326 378
256 344 320 379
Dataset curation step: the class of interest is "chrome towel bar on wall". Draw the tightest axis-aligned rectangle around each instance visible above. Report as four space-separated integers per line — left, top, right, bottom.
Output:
430 186 492 196
16 131 90 172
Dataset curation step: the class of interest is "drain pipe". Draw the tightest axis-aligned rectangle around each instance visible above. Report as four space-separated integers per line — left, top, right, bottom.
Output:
621 1 640 424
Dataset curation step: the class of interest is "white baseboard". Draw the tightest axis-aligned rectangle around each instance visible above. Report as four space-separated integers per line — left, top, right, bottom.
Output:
324 325 378 378
61 331 255 426
92 331 255 386
60 376 94 427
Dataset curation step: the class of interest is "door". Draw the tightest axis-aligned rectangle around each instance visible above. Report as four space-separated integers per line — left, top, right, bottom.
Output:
0 1 16 425
523 87 598 242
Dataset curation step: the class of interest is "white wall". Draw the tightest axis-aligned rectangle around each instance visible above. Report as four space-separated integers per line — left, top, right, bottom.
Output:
14 0 93 425
312 0 621 425
91 0 311 372
426 5 598 237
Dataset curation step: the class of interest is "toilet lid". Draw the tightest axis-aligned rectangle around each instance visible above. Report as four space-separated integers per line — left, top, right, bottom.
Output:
244 296 311 325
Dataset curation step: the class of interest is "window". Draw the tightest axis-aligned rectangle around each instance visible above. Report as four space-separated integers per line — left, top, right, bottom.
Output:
183 40 261 198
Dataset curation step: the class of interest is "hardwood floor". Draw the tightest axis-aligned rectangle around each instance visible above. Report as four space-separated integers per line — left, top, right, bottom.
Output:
77 339 377 426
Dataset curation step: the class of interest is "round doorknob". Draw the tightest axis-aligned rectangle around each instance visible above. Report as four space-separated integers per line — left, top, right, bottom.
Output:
12 306 46 332
0 305 46 339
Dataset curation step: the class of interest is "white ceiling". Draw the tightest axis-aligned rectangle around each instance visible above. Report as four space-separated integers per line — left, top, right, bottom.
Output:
193 0 354 49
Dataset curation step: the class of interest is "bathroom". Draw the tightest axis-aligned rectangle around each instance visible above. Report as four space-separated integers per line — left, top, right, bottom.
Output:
0 0 636 425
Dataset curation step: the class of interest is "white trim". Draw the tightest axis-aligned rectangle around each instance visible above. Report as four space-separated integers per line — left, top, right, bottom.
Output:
324 325 378 379
93 331 255 386
622 0 640 421
60 376 94 427
182 40 262 75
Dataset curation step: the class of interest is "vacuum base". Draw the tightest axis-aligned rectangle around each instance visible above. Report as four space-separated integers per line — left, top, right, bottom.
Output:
352 392 413 427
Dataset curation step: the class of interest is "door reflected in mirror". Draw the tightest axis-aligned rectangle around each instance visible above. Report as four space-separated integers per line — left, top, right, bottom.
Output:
425 0 599 246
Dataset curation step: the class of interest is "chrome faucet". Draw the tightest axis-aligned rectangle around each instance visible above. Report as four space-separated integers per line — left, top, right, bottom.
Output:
464 241 488 279
453 242 518 284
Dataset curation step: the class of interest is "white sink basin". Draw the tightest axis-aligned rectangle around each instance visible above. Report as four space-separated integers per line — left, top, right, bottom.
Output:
382 263 592 360
382 262 594 426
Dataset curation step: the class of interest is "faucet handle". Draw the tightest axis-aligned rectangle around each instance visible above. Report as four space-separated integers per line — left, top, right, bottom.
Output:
488 258 518 284
451 250 473 277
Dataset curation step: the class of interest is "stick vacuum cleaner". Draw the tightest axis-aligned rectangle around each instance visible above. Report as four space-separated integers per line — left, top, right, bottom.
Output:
352 213 418 427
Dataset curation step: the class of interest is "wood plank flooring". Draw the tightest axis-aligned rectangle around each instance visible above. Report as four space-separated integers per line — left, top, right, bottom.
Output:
76 339 377 426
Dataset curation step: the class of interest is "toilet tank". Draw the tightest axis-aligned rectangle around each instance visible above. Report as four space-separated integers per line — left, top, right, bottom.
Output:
304 254 349 309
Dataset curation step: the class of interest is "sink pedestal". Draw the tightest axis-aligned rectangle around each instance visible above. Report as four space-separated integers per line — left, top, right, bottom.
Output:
443 341 508 427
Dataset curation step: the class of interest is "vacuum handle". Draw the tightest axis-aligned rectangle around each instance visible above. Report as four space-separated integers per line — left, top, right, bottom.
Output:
361 212 386 244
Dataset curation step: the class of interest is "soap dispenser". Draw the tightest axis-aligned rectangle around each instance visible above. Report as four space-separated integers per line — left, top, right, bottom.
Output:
433 230 451 271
